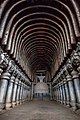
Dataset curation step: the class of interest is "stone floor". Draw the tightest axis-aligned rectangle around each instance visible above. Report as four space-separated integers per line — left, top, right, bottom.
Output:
0 100 80 120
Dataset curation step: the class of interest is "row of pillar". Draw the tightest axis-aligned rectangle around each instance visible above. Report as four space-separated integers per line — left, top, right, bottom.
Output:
0 48 31 111
52 43 80 111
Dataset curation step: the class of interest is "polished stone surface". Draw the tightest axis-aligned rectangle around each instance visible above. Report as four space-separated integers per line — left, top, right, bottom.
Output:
0 100 80 120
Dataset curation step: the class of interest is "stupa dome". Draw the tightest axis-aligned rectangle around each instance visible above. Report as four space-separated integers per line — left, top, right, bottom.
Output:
34 82 49 94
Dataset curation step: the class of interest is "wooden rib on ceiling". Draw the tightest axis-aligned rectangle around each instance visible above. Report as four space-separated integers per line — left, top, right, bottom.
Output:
0 0 80 78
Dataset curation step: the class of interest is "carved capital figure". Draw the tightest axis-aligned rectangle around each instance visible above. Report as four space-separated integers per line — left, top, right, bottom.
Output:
76 42 80 53
66 59 73 73
0 49 9 69
12 70 18 77
71 51 80 68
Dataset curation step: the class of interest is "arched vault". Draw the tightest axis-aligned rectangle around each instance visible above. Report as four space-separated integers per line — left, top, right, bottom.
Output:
0 0 80 80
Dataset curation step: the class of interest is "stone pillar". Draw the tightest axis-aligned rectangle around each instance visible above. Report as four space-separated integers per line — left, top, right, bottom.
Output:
64 78 70 106
23 86 26 102
64 70 71 107
21 82 24 103
18 80 22 104
62 78 67 105
24 85 28 101
31 83 34 100
22 83 25 102
49 83 52 100
71 70 80 108
61 80 66 104
66 59 78 110
16 79 21 105
59 83 63 103
57 86 59 101
65 76 71 107
60 81 64 104
57 84 60 102
20 81 24 103
56 86 58 101
54 87 56 100
0 71 11 110
23 85 26 102
55 87 57 101
71 49 80 109
10 72 17 107
15 75 21 105
53 87 56 100
18 81 22 104
26 88 28 101
12 74 19 107
52 88 54 99
6 74 15 108
58 82 62 102
66 74 77 110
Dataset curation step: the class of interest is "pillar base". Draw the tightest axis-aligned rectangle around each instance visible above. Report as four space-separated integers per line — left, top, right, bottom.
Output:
16 101 20 105
5 102 12 109
19 100 22 104
58 100 61 103
30 97 33 100
21 99 25 103
0 103 5 110
71 106 78 111
63 101 67 105
76 103 80 109
60 100 64 104
11 102 16 107
66 102 71 107
70 102 78 111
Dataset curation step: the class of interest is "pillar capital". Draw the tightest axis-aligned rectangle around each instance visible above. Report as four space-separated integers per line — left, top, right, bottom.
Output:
12 70 17 77
7 65 14 75
66 74 72 82
71 70 79 79
16 74 21 79
76 42 80 53
77 66 80 74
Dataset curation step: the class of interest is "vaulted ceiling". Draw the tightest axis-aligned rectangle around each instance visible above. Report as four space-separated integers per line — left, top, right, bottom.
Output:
0 0 80 80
